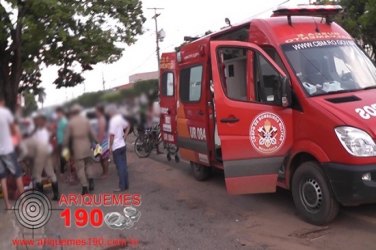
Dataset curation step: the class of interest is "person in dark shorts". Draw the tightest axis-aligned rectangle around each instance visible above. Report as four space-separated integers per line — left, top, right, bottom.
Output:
0 96 24 209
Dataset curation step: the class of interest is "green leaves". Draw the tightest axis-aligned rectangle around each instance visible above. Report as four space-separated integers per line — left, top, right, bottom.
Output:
337 0 376 60
70 79 158 108
0 0 145 98
23 91 38 115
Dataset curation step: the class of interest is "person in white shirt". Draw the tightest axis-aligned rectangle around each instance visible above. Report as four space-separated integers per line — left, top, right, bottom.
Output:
28 113 59 200
107 105 130 192
0 96 24 209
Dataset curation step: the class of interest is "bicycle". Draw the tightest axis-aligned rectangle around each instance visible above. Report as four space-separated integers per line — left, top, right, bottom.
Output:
134 123 162 158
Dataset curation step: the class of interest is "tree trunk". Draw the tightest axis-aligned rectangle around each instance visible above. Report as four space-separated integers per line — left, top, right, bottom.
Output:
0 58 15 111
3 4 25 112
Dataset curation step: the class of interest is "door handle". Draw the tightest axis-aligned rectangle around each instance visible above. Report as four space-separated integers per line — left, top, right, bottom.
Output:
198 110 204 116
220 116 239 123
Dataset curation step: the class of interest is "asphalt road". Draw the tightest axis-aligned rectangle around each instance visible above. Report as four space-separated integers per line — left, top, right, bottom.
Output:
1 145 376 250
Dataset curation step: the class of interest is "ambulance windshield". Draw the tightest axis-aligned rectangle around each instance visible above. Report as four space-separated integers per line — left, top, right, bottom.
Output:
282 40 376 96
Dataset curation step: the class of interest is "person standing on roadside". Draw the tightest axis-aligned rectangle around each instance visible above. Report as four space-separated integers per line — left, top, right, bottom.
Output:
0 95 24 209
56 107 68 174
96 105 109 178
107 105 130 192
64 104 98 195
26 113 59 200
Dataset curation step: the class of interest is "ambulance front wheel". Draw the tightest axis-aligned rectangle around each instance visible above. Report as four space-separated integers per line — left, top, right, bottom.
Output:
191 162 211 181
292 161 339 225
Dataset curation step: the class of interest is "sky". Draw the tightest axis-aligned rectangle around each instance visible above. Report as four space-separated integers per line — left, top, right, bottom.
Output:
41 0 309 106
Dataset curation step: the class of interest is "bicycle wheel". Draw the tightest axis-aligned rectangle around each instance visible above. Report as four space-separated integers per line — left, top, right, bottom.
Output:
134 136 152 158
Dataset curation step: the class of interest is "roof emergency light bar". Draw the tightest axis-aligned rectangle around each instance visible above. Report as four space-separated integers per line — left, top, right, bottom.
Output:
272 5 343 25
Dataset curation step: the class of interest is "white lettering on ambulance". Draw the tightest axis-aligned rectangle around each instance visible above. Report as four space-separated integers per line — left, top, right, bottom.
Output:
285 32 351 43
291 40 355 50
355 104 376 120
356 108 371 120
160 107 169 115
163 124 172 132
189 127 206 141
163 133 174 142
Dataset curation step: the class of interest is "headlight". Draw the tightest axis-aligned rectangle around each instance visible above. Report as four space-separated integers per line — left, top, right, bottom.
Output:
335 127 376 157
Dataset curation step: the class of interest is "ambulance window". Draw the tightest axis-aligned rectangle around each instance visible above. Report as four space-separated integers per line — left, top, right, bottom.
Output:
262 46 287 74
254 53 282 105
161 72 174 97
179 65 203 102
218 47 248 101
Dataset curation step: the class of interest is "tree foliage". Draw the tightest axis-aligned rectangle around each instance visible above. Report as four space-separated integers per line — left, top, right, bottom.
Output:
70 79 158 108
337 0 376 60
23 91 38 116
0 0 145 110
317 0 376 61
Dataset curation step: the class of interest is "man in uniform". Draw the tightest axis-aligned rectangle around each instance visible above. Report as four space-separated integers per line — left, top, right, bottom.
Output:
64 104 98 195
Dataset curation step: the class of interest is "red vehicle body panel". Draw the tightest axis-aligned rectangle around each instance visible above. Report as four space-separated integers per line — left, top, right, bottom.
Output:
160 53 178 145
159 13 376 204
175 38 215 166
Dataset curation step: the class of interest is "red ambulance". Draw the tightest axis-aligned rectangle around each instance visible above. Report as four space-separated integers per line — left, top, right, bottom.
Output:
159 5 376 225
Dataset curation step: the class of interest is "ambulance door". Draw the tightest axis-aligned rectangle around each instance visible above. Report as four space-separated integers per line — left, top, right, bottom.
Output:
176 63 211 165
160 53 177 145
210 41 293 194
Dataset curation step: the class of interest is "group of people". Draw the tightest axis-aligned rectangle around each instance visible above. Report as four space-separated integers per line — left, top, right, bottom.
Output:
61 104 131 194
0 93 131 209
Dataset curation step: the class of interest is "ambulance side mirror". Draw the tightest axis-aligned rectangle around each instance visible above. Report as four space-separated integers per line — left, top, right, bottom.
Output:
281 76 292 108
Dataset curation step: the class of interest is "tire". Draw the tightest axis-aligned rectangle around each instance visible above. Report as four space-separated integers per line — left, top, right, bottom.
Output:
167 144 179 154
134 136 152 158
292 161 339 225
191 162 211 181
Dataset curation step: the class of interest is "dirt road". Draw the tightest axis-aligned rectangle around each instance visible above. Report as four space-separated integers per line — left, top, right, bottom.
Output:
1 148 376 250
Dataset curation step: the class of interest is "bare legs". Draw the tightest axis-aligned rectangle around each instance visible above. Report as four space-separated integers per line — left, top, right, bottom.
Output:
1 176 24 210
1 178 11 210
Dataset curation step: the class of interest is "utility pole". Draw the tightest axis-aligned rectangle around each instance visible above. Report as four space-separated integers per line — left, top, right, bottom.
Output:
148 7 164 70
102 72 106 91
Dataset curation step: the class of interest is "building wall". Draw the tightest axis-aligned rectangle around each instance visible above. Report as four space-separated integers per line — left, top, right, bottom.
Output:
129 71 158 83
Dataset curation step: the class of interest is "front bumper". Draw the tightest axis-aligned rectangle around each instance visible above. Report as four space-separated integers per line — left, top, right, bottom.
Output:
323 163 376 206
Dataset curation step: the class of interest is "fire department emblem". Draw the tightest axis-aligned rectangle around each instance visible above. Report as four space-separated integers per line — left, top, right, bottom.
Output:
249 112 286 154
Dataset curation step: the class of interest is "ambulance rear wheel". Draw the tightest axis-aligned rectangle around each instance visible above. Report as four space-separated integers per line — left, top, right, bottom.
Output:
292 161 339 225
191 162 211 181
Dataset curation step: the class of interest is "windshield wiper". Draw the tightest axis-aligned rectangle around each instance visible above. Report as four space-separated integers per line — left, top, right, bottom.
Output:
363 85 376 90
